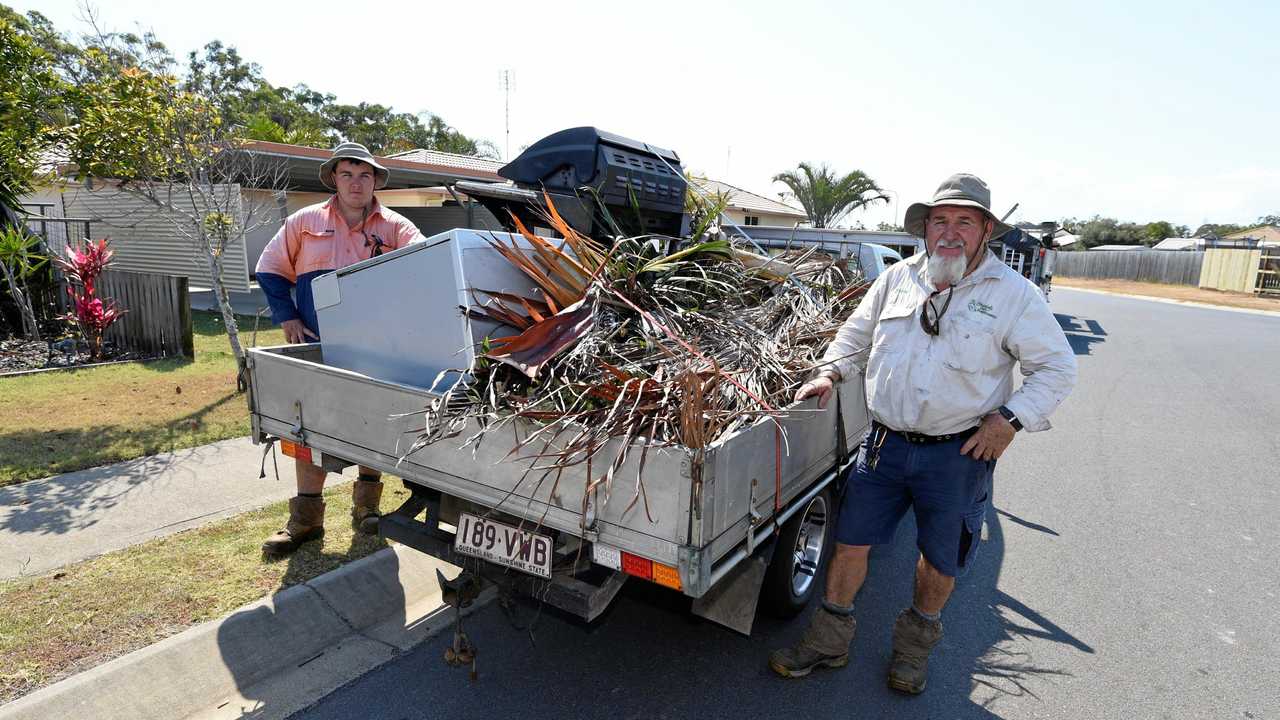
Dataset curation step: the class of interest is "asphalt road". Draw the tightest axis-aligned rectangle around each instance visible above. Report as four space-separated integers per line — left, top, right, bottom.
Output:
293 287 1280 720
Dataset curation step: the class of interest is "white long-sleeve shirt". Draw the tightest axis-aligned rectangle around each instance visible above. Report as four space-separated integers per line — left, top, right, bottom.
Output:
819 249 1077 435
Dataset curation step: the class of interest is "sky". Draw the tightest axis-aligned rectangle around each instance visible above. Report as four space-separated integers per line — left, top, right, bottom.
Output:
13 0 1280 231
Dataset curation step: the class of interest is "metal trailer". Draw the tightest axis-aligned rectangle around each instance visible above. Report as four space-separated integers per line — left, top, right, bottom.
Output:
245 346 868 633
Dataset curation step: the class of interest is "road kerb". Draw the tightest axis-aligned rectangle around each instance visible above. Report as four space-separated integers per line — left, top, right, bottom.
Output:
0 544 491 720
1055 285 1280 317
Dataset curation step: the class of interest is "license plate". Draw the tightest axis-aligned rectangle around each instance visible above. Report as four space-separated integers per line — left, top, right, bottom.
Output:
453 512 553 579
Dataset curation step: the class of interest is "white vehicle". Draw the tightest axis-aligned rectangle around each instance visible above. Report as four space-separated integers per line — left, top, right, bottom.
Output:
857 243 904 280
721 225 909 281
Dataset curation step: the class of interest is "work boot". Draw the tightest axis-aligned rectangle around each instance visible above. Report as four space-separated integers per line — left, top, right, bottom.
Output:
887 608 944 694
769 607 856 678
351 478 383 535
262 496 325 557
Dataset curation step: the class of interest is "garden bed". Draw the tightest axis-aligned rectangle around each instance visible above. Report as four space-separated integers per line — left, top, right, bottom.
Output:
0 337 149 375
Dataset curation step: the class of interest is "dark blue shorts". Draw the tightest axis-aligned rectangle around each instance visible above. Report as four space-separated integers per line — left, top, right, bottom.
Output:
835 425 994 578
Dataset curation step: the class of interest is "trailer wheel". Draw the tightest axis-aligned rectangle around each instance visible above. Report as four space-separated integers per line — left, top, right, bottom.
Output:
762 487 832 618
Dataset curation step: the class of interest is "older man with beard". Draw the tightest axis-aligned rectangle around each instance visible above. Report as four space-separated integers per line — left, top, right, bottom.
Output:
769 173 1076 694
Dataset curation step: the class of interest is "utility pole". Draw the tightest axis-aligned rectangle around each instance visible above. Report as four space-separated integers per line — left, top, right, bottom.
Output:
500 70 515 161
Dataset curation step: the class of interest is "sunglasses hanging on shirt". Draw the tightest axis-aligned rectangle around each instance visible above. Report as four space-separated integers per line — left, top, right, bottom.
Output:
920 287 954 336
364 231 386 258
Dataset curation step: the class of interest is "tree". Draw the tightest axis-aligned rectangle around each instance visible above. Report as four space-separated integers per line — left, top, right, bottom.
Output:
181 39 498 157
1143 221 1175 246
240 112 329 147
1192 222 1244 238
8 7 500 368
1071 216 1145 248
1256 214 1280 227
0 12 70 340
772 163 887 228
0 13 69 218
59 21 286 377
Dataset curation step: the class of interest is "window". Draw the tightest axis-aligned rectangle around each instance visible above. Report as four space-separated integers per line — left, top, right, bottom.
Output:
744 215 760 226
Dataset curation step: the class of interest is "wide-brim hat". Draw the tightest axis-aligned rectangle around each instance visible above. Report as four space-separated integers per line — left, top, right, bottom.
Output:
903 173 1012 241
319 142 390 191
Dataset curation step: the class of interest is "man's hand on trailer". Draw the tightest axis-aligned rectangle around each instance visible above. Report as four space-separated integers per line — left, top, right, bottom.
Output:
282 319 318 344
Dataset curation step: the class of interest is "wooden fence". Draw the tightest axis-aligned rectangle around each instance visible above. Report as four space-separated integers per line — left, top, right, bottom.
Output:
1200 248 1262 293
92 270 194 358
1256 247 1280 295
1053 250 1204 285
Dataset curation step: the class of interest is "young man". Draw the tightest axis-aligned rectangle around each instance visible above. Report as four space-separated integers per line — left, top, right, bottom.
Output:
255 142 425 557
771 173 1077 693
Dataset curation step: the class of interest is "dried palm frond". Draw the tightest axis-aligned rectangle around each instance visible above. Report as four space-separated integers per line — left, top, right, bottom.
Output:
412 201 869 527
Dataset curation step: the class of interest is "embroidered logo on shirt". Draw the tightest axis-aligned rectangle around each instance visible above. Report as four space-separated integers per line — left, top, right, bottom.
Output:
968 299 997 319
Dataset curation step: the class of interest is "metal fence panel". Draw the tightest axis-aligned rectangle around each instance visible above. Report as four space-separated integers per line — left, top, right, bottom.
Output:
1053 250 1204 285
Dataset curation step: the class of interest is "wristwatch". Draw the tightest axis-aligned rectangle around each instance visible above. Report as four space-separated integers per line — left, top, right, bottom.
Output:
997 405 1023 431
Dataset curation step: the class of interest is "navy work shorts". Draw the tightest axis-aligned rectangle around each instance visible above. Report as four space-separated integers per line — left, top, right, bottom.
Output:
835 425 994 578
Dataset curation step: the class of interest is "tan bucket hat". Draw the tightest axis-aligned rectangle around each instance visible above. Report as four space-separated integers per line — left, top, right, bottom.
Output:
903 173 1012 241
319 142 390 190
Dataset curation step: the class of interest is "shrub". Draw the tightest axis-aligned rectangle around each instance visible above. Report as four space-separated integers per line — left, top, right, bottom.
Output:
54 238 125 360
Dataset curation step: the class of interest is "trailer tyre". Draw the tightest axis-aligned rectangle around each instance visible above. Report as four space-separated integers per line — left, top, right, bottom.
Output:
762 487 833 618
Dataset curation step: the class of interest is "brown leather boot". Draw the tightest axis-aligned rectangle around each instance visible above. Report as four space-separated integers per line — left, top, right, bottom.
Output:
262 496 325 557
351 478 383 535
769 607 856 678
887 608 944 694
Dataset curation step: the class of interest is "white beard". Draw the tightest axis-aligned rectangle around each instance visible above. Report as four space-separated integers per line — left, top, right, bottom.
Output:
926 249 968 287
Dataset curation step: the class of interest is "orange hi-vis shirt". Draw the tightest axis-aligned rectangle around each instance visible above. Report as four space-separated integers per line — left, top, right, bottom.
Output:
255 196 425 333
256 195 423 282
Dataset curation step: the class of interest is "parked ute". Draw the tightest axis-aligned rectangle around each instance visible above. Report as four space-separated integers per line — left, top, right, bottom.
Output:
858 243 904 280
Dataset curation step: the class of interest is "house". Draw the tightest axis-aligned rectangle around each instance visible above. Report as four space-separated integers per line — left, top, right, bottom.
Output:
689 177 808 227
1052 232 1082 249
1222 225 1280 246
24 141 504 293
235 142 505 275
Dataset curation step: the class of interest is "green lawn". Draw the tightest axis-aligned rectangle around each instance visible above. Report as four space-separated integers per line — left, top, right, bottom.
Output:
0 480 412 703
0 312 285 487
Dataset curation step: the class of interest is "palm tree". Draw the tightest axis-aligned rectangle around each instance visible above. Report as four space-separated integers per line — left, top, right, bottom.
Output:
772 162 888 228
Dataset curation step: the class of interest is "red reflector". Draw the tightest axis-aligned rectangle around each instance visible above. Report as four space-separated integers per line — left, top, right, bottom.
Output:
280 439 311 463
621 552 652 581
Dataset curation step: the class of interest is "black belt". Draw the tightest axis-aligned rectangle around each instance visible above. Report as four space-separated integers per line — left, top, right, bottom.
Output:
873 420 978 445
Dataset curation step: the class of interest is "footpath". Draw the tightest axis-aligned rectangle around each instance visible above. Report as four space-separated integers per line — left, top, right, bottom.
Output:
0 438 481 720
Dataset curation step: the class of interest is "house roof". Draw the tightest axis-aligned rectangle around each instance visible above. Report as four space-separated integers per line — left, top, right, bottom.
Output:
386 148 506 175
691 178 807 219
1089 244 1147 251
236 140 503 192
1053 232 1081 247
1223 225 1280 242
1152 238 1201 251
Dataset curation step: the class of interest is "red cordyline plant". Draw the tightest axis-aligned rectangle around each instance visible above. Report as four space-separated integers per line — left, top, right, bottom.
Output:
54 238 125 360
